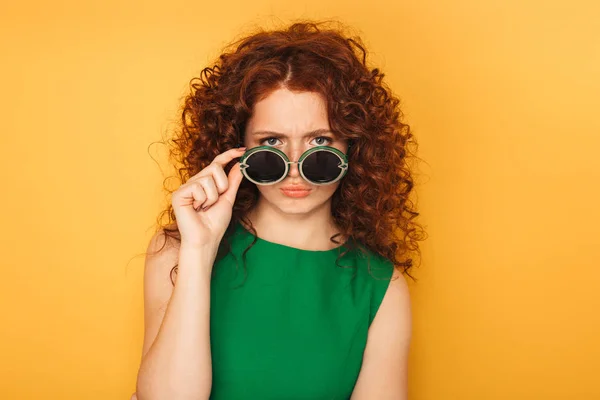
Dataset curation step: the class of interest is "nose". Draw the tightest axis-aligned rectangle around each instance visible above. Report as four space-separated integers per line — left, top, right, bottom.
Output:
286 148 304 178
287 160 300 178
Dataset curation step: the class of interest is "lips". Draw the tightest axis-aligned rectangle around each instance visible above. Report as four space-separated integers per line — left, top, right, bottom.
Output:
281 186 311 191
280 187 311 198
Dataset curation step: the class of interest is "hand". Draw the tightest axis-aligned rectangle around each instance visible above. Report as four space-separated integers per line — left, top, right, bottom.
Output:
171 147 246 248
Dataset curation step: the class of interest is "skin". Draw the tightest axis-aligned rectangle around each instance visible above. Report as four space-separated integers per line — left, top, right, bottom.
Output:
132 87 411 399
241 87 349 250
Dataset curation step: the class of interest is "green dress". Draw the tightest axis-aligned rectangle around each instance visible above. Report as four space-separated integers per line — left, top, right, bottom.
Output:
209 220 395 399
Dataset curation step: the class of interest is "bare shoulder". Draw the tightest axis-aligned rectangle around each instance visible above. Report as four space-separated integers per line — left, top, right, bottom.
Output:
140 226 181 359
145 225 181 286
374 267 412 333
146 223 180 260
351 267 412 398
387 267 411 304
365 265 412 362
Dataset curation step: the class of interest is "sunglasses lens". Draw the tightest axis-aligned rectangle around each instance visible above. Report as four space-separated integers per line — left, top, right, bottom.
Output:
302 150 343 183
245 150 286 183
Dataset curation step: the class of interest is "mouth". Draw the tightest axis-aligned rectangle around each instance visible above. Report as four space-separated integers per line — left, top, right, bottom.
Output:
280 188 312 198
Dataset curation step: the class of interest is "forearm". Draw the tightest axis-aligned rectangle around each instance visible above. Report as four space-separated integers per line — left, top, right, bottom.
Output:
136 244 217 400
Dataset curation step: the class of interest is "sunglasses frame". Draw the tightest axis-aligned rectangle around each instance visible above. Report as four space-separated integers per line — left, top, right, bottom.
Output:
239 145 349 186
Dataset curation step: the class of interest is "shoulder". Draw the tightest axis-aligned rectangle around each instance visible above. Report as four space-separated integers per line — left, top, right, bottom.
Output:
144 229 179 308
368 252 411 325
139 227 181 358
378 266 412 326
143 227 181 303
355 250 406 325
350 251 412 398
351 264 412 398
145 225 181 271
368 256 412 346
361 250 396 278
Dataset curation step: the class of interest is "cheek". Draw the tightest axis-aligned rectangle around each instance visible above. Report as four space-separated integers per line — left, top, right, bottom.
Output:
256 185 279 198
321 183 340 198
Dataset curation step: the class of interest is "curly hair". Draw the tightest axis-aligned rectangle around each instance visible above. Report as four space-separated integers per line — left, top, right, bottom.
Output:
147 19 427 286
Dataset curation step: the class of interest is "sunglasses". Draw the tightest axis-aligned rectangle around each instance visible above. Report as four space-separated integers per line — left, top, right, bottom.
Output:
239 145 349 186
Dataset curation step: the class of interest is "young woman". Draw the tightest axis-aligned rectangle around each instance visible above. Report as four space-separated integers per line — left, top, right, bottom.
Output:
133 20 425 400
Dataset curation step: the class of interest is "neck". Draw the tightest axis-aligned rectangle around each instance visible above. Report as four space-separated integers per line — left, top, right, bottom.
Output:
243 197 346 251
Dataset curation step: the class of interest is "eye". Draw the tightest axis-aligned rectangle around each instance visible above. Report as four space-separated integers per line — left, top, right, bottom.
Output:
260 137 282 146
311 136 332 146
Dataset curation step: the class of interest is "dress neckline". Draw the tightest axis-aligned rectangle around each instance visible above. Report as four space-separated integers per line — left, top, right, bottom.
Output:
235 220 348 254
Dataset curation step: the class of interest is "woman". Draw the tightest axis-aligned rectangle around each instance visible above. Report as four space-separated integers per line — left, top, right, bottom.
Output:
133 20 425 399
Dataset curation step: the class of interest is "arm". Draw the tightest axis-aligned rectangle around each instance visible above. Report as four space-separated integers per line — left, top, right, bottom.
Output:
134 231 218 400
350 268 412 400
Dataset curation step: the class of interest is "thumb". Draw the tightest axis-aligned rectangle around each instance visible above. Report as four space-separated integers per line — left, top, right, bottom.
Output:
222 162 244 206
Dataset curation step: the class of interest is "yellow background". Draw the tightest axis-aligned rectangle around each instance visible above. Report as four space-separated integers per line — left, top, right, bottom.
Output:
1 0 598 398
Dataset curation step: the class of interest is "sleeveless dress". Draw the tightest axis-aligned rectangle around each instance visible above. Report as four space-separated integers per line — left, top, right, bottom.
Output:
208 220 395 400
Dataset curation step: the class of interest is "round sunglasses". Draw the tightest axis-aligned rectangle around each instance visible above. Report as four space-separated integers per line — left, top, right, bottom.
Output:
239 145 349 186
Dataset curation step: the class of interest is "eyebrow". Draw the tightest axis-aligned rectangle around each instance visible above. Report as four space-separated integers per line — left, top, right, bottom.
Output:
250 129 334 138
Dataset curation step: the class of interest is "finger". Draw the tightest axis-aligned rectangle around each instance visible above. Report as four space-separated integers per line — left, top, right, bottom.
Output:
197 175 219 209
200 163 229 194
187 182 207 211
173 180 207 210
187 147 246 184
212 163 231 194
211 147 247 168
221 162 244 206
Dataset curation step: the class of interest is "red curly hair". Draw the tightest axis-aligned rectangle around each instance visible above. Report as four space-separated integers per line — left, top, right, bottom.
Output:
149 19 427 285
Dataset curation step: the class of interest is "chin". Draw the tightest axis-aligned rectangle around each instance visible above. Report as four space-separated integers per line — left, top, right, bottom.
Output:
258 186 336 215
273 202 318 215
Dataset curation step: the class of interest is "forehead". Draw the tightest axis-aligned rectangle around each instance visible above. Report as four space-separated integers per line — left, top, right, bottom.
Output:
246 88 330 137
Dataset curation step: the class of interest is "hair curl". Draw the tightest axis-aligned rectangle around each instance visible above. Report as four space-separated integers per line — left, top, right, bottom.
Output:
147 19 427 286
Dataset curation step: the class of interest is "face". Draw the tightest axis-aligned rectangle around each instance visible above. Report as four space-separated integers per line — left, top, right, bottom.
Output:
243 87 348 216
